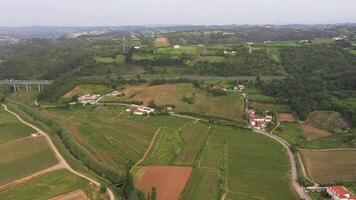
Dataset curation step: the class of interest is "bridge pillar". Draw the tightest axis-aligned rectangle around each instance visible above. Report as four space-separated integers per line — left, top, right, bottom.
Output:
13 85 16 92
38 85 41 92
26 84 28 92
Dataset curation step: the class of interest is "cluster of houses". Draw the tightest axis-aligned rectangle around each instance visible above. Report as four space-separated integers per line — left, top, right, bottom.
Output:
126 105 155 115
78 94 102 104
246 109 273 130
327 186 356 200
234 85 245 92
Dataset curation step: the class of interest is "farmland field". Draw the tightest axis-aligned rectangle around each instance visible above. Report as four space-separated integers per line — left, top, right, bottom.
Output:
300 149 356 184
95 54 125 64
210 126 296 200
301 124 332 141
62 84 112 99
135 166 192 200
0 137 58 185
180 168 221 200
0 169 101 200
42 106 161 170
0 107 35 145
279 113 295 122
113 83 245 121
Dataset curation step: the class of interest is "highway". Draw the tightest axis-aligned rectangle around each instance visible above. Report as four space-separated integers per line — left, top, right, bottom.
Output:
0 80 53 85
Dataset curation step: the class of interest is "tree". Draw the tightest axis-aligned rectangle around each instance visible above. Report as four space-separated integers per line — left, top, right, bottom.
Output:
150 187 157 200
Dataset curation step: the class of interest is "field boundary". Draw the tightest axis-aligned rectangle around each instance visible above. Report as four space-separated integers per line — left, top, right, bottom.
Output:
2 104 115 200
131 127 161 170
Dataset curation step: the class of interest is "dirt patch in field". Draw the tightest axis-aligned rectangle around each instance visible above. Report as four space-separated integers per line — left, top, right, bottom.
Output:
154 37 170 47
136 166 192 200
279 113 295 122
122 84 192 106
300 149 356 184
63 86 80 98
301 124 332 141
50 190 88 200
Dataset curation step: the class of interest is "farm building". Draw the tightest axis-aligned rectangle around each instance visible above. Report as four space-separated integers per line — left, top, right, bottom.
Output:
247 109 273 130
173 45 181 49
327 186 356 200
106 90 123 97
132 106 155 115
234 85 245 92
78 94 101 104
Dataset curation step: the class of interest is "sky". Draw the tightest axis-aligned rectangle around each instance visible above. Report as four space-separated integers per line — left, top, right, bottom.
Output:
0 0 356 26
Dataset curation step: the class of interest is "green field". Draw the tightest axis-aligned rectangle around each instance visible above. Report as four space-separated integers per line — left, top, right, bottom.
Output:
0 107 35 145
62 84 112 100
210 126 296 200
251 101 291 113
0 137 58 185
43 106 167 170
0 169 100 200
275 122 306 148
95 54 125 64
115 83 245 122
180 168 221 200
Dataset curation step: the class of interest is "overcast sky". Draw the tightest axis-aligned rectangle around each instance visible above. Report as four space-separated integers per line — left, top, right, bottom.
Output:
1 0 356 26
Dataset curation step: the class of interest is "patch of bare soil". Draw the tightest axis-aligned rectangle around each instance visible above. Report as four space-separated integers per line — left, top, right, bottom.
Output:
301 124 332 141
50 190 88 200
136 166 192 200
279 113 295 122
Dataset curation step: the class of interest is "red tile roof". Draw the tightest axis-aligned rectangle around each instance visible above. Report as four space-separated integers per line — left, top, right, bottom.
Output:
329 186 354 199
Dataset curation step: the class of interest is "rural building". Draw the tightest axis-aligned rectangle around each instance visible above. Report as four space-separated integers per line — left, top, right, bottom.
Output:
134 46 141 49
173 45 181 49
327 186 356 200
234 85 245 92
247 109 273 130
78 94 101 104
106 90 123 97
131 106 155 115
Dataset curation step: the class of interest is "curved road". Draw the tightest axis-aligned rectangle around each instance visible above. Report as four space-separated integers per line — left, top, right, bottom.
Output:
252 127 308 199
2 104 115 200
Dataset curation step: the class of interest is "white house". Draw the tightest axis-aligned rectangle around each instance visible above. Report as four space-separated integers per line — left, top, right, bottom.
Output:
327 186 356 200
173 45 181 49
78 94 101 104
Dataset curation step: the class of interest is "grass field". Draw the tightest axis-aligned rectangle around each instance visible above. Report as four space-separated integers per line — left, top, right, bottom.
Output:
0 137 58 185
274 122 306 147
114 83 245 121
0 107 35 145
0 169 101 200
62 84 112 99
251 101 291 113
95 54 125 64
300 149 356 184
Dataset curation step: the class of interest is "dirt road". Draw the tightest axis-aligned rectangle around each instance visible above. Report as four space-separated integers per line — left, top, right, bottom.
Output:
2 104 115 200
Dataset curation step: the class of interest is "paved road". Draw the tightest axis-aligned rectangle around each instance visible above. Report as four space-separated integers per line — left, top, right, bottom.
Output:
2 104 115 200
0 80 53 85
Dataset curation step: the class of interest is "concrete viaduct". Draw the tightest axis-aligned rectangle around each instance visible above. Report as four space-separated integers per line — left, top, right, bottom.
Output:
0 80 54 92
